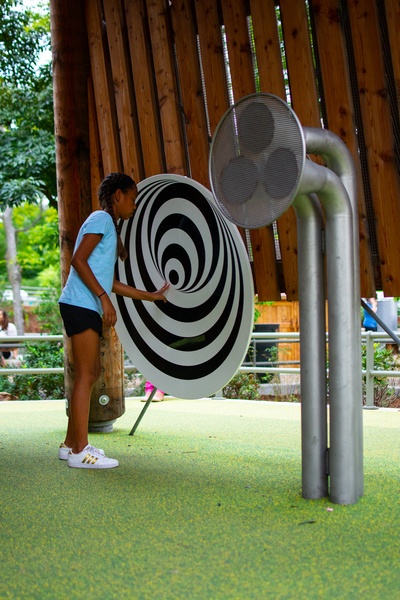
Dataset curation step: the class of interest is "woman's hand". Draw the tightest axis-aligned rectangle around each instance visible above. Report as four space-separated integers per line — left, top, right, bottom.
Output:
100 294 117 327
152 282 169 303
112 280 170 303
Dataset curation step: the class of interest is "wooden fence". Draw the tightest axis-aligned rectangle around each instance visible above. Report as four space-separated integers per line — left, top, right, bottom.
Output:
255 300 301 364
51 0 400 301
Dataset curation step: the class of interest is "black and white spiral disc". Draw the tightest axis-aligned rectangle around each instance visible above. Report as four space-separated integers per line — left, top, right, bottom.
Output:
113 174 254 399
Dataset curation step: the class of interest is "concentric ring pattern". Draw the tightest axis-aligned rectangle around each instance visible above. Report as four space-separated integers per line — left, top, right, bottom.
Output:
113 174 254 399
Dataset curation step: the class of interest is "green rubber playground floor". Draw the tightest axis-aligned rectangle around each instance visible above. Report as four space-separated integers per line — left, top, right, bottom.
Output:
1 397 399 599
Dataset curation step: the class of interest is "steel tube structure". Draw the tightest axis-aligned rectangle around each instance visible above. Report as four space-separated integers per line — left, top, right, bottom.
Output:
304 128 363 498
293 193 328 499
298 158 362 504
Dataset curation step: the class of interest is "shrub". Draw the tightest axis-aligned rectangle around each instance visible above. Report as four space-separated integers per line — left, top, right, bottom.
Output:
222 371 260 400
33 287 62 334
0 288 65 400
361 342 397 407
0 340 65 400
124 365 145 397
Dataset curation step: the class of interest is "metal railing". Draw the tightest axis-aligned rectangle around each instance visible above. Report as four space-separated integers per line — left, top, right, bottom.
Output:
239 331 400 407
1 286 57 306
0 335 64 374
1 331 399 407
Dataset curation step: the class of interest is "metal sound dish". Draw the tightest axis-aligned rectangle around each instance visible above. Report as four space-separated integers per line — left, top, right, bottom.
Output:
209 93 306 229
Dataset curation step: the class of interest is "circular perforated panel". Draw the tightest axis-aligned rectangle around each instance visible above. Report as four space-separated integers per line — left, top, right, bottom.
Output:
209 93 306 229
113 174 254 399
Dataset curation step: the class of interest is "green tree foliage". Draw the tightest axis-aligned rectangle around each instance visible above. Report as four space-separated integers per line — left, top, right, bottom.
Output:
0 204 60 287
14 204 60 279
0 0 48 82
0 0 56 210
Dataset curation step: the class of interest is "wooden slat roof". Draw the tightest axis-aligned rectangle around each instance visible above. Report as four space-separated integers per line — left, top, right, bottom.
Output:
51 0 400 299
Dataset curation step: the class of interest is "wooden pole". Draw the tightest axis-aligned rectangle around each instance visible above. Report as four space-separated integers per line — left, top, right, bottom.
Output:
51 0 92 279
50 0 124 428
51 0 92 407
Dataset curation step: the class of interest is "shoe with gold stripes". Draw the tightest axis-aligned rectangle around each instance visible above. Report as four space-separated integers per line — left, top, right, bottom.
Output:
59 442 104 461
67 444 119 469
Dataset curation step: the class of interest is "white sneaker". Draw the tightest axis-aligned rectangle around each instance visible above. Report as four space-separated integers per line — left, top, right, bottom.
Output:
67 444 119 469
59 443 104 461
59 443 71 460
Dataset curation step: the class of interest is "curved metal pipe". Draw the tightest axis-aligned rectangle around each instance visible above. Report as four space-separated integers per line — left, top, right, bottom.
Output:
303 128 357 206
298 160 361 505
293 193 328 499
303 128 363 498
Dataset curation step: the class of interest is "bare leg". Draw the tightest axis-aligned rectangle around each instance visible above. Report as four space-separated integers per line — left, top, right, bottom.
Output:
64 328 101 454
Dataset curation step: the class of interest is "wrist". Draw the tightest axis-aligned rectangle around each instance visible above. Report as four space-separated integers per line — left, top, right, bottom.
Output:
98 291 107 299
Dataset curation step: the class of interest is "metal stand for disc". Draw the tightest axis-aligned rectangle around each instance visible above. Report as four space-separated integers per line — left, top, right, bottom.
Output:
129 388 156 436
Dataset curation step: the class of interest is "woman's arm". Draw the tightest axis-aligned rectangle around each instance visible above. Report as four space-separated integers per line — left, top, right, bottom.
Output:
112 280 169 303
70 233 105 297
71 233 169 326
71 233 118 326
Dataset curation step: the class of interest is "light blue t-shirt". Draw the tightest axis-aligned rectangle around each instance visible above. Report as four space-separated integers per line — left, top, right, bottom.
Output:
59 211 118 315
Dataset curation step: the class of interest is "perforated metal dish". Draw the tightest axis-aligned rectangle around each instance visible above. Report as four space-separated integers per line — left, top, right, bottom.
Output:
209 93 306 229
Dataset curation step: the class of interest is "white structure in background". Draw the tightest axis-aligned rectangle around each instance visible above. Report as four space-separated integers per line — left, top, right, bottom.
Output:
376 296 398 333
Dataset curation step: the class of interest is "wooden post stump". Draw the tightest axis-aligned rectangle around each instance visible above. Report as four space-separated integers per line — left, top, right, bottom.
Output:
89 326 125 432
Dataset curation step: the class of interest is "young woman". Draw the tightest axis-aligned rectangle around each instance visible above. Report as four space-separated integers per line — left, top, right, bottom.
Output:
59 172 168 469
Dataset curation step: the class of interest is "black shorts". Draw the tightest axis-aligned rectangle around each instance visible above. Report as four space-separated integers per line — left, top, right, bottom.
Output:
59 303 103 338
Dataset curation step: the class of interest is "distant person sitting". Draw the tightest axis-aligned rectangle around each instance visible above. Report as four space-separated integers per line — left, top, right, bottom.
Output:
0 309 18 365
363 297 378 332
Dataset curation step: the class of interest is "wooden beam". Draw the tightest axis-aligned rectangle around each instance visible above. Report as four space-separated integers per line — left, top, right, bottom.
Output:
219 0 254 101
249 0 286 98
51 0 91 282
348 0 400 294
280 0 320 125
218 0 279 301
88 77 103 211
145 0 186 175
124 0 165 177
384 0 400 114
103 0 144 181
170 0 210 188
249 0 297 300
85 0 121 174
310 0 375 296
194 0 230 134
